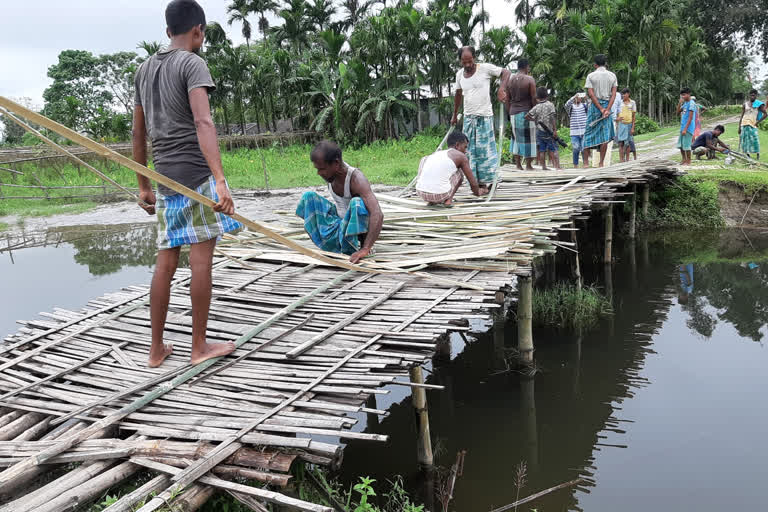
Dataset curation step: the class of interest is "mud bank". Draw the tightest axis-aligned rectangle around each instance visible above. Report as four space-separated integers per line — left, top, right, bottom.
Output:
718 182 768 227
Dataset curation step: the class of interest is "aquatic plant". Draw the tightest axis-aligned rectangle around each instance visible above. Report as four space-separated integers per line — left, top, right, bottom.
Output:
532 283 611 330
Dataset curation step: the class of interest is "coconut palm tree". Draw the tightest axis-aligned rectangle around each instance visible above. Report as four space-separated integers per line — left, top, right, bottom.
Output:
136 41 162 57
309 0 338 31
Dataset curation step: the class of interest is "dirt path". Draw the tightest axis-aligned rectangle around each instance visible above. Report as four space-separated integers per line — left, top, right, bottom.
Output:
633 116 741 160
0 184 400 239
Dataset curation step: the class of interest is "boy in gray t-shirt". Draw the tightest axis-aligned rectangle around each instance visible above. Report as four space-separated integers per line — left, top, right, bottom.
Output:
132 0 239 368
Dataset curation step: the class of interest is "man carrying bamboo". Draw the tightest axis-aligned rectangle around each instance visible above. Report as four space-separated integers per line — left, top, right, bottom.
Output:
296 141 383 263
583 54 618 167
132 0 240 367
451 46 511 183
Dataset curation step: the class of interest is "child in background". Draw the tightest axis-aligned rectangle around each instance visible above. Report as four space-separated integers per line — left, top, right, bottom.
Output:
616 88 637 162
676 88 696 166
525 87 561 170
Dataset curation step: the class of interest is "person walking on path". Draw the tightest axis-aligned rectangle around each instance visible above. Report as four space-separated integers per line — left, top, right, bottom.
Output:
564 92 588 167
132 0 240 368
525 87 561 170
616 88 637 162
738 89 767 160
415 131 489 206
676 88 697 165
451 46 511 183
583 54 618 167
296 141 383 263
505 58 537 170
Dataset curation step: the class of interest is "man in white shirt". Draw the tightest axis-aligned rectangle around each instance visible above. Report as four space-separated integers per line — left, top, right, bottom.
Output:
583 54 618 167
450 46 511 183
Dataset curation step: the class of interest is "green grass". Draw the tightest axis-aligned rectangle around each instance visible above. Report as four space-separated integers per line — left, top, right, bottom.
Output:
532 282 612 330
0 134 442 218
0 222 9 231
644 176 724 228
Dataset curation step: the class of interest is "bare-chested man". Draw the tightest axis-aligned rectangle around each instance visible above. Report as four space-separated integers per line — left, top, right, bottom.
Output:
505 58 537 170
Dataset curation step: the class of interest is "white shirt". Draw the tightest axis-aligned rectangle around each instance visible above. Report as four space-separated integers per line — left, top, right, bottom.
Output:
416 150 459 194
455 63 503 117
585 66 618 101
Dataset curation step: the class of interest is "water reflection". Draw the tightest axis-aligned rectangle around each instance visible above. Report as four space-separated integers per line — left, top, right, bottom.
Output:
338 229 768 512
0 223 165 337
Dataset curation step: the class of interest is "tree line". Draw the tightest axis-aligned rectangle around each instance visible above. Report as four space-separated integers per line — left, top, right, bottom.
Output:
4 0 766 145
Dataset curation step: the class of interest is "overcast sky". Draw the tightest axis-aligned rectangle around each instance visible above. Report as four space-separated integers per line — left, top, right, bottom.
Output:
0 0 526 108
1 0 765 109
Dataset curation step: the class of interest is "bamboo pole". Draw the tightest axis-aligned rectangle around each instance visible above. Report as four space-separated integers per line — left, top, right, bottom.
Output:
517 275 534 364
409 365 433 467
628 185 637 239
642 183 650 216
570 221 582 291
604 205 613 264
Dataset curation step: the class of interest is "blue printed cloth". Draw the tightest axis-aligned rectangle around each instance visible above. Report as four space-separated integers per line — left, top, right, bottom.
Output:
463 115 497 183
296 191 369 255
156 176 242 250
617 123 632 142
510 112 536 158
741 125 760 154
584 100 615 149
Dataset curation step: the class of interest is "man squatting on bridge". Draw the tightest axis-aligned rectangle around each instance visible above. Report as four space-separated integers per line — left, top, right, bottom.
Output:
414 131 489 206
451 46 511 183
295 141 383 264
132 0 239 368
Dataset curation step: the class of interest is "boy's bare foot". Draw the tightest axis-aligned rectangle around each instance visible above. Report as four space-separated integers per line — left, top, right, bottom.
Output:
148 343 173 368
190 341 236 365
444 198 453 206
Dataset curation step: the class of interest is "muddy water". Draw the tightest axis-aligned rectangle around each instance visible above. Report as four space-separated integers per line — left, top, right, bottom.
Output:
0 224 160 337
2 223 767 511
339 229 768 511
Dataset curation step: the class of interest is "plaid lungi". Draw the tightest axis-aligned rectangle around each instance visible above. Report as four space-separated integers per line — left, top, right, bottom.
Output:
741 125 760 154
463 115 497 183
156 176 242 250
584 100 615 149
509 112 536 158
296 191 369 255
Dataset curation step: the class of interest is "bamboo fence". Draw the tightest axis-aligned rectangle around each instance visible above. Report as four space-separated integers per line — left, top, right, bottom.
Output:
0 95 685 511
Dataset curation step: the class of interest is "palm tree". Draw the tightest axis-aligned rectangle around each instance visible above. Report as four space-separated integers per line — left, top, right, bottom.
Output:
341 0 375 31
247 0 280 39
136 41 162 57
480 27 518 69
454 0 486 47
227 0 253 48
309 0 338 31
273 0 312 52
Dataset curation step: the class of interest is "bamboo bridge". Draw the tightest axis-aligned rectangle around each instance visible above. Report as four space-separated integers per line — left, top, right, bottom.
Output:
0 156 682 511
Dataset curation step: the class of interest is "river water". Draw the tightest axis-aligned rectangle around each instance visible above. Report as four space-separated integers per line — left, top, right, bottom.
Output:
1 225 766 511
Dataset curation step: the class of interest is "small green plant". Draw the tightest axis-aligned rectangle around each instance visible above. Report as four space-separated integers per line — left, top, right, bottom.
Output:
633 113 659 135
532 283 611 330
353 476 377 512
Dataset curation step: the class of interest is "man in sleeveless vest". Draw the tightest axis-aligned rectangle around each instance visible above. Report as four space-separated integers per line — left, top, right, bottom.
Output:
415 131 489 206
296 141 383 263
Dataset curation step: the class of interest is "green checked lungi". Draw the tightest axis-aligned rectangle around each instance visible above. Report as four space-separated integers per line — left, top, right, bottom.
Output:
509 111 536 158
156 176 242 250
584 100 615 149
463 114 497 183
741 125 760 154
296 191 369 255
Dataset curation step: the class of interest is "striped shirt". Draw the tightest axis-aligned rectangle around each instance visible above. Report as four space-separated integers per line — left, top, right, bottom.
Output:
564 97 588 136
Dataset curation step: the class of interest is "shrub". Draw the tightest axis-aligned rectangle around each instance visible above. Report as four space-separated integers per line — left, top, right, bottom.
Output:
644 177 724 228
633 114 659 135
532 283 611 330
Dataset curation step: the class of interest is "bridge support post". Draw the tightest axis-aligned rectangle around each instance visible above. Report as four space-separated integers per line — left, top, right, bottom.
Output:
570 220 582 291
642 183 650 216
517 275 534 364
604 205 613 264
409 366 433 467
629 185 637 239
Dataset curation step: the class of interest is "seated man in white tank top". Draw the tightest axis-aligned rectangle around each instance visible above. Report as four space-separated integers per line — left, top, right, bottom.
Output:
415 131 489 206
295 141 383 263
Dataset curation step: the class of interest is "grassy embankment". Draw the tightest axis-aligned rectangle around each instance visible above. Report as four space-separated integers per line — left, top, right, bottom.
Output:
0 134 442 219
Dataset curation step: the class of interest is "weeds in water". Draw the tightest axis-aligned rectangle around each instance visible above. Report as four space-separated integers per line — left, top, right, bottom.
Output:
513 460 528 512
532 283 611 330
